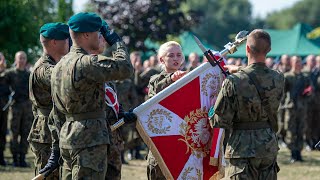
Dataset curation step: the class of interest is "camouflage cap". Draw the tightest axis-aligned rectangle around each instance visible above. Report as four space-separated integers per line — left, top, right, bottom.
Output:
40 22 69 40
68 12 102 33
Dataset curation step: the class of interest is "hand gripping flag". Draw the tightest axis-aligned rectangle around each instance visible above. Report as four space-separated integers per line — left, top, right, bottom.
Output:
133 52 226 180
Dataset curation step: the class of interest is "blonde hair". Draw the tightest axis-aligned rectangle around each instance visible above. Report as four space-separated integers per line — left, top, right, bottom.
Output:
157 41 184 62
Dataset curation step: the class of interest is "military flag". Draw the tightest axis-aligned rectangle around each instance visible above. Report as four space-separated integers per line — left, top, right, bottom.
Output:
134 53 226 179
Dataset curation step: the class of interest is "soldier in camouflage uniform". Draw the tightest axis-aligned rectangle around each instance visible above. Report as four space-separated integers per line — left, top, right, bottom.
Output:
102 45 128 180
104 81 125 180
28 23 69 179
0 52 10 166
211 29 284 179
301 55 317 150
311 55 320 148
3 51 33 167
277 54 291 145
130 56 161 160
138 63 161 101
283 56 312 162
50 12 133 179
147 41 187 180
114 78 139 163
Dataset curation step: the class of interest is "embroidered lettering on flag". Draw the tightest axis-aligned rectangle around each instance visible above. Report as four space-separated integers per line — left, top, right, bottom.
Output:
134 52 226 180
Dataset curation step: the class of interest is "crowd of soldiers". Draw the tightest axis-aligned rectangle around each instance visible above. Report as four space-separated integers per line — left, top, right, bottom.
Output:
0 13 319 180
1 52 319 157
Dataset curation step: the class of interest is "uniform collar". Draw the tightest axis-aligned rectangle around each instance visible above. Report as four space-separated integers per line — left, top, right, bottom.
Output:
42 54 57 65
70 46 89 55
247 62 268 69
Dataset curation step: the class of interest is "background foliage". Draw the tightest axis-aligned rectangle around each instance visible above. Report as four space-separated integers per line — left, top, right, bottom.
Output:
0 0 72 63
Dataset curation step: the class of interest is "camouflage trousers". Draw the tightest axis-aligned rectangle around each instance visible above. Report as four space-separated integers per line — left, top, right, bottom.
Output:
284 108 305 151
29 142 59 180
277 108 286 141
224 156 279 180
147 151 166 180
122 123 143 151
105 129 123 180
61 144 108 180
304 102 320 148
9 101 33 154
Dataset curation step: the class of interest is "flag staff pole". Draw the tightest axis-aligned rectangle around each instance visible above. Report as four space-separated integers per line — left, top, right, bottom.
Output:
193 30 248 77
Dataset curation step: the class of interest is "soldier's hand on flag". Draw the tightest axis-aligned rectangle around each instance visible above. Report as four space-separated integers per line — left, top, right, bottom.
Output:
171 70 187 81
223 65 241 74
118 109 137 124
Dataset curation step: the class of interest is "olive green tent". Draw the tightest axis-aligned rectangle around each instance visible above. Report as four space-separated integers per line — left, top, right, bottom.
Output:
229 23 320 57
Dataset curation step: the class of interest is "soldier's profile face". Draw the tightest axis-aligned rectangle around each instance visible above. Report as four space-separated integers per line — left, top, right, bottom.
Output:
97 35 106 54
90 31 105 53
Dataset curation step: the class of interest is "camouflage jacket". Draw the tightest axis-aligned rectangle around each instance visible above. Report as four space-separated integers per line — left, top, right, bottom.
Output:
283 71 311 109
147 70 173 99
114 78 139 111
28 55 56 143
51 42 133 149
311 68 320 93
3 67 30 103
212 62 284 158
139 68 161 100
137 68 160 91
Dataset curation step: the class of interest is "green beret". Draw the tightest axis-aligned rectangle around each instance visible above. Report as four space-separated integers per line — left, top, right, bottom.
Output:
40 23 69 40
68 12 102 33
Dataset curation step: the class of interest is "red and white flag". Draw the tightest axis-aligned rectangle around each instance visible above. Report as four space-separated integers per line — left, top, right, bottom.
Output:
134 52 226 180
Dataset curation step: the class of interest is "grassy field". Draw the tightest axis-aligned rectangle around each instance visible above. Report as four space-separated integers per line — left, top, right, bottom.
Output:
0 147 319 180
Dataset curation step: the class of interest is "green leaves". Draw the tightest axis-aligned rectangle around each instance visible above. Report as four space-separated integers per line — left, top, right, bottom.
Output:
0 0 72 64
92 0 200 52
265 0 320 29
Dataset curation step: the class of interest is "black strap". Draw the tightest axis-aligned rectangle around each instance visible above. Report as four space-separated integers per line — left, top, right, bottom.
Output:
233 121 270 130
240 69 277 132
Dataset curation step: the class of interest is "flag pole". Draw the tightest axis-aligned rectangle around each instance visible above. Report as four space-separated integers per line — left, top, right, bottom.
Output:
193 30 248 77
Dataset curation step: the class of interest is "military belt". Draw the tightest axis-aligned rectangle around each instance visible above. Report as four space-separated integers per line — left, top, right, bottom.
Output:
233 121 271 130
65 111 106 122
37 108 51 116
